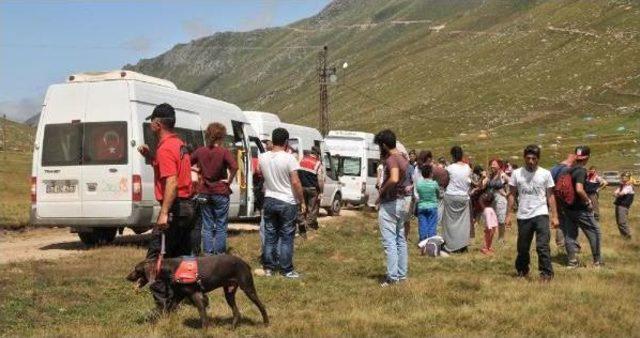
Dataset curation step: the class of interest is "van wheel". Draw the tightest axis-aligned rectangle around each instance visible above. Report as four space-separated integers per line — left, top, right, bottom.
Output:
327 194 342 216
78 228 117 247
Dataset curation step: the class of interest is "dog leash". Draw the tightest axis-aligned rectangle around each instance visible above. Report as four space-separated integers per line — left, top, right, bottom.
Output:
154 231 165 278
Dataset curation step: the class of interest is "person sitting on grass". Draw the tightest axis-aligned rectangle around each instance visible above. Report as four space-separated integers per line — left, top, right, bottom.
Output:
479 192 498 255
614 172 635 240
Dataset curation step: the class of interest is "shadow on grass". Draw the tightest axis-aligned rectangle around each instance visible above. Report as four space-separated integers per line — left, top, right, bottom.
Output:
183 316 260 329
39 233 153 251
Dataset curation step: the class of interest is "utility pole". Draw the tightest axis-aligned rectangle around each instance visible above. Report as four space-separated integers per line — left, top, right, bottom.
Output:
318 46 329 137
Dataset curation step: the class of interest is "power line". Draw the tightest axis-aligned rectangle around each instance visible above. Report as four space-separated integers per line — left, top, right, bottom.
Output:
0 42 326 51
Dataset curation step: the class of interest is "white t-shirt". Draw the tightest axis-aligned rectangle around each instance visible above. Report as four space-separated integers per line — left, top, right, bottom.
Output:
445 163 471 196
259 150 300 205
509 167 555 219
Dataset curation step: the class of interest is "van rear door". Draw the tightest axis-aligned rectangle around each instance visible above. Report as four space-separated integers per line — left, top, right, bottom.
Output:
81 82 132 218
36 84 89 218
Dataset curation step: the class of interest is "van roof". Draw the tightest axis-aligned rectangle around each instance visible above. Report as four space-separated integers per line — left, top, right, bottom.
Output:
243 111 281 124
66 70 177 89
327 130 375 140
281 122 322 140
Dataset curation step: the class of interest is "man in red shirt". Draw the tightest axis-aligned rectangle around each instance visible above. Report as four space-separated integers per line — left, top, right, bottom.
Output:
137 103 194 316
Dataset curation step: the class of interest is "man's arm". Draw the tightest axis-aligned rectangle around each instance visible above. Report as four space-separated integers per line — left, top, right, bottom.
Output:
505 185 517 227
157 176 178 229
225 149 239 184
546 188 559 228
290 170 306 210
575 182 592 208
598 177 608 190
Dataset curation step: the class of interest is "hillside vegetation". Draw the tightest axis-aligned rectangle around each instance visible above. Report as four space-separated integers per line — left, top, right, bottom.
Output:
0 120 34 227
127 0 640 167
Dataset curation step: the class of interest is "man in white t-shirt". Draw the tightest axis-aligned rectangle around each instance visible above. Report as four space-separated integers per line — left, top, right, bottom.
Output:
505 144 559 281
258 128 306 279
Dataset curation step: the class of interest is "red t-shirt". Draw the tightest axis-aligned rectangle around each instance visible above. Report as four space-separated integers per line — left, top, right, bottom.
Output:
190 145 238 195
153 134 193 201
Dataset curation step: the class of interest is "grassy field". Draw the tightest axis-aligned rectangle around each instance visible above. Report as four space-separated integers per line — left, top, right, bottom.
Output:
0 152 32 228
1 193 638 337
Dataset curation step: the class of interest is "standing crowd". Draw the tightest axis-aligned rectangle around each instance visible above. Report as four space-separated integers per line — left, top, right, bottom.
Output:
137 102 635 316
372 129 635 286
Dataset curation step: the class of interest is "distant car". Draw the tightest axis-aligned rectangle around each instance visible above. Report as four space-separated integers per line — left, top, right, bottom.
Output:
602 171 621 186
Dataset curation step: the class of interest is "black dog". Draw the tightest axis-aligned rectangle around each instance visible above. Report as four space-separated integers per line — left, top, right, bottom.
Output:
126 254 269 328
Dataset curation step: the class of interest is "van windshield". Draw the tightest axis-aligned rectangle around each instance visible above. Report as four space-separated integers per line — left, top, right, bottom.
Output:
341 157 362 176
42 122 128 166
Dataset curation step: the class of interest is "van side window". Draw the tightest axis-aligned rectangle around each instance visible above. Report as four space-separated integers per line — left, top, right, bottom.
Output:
341 157 362 176
174 127 204 153
367 159 379 178
142 123 203 164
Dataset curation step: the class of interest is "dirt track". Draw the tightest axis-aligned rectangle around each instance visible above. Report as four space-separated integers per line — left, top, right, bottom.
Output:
0 209 359 264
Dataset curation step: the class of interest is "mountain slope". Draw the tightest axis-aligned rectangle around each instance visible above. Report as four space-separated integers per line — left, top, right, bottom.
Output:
126 0 640 167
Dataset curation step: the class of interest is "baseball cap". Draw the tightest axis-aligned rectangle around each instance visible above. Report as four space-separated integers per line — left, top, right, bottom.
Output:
574 146 591 160
145 103 176 121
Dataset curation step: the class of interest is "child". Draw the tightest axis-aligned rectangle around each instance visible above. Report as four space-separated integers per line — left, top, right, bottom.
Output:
480 192 498 255
414 164 440 251
614 172 635 239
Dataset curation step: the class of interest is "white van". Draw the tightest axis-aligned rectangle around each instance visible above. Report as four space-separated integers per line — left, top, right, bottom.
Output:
30 70 264 245
243 111 342 216
324 130 382 207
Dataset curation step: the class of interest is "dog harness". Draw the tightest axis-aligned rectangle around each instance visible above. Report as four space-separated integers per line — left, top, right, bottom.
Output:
173 257 199 284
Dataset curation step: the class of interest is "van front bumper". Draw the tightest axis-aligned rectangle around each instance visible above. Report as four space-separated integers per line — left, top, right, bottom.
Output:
29 203 155 227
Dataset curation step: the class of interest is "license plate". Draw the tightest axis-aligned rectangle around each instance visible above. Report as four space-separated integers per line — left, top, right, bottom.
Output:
44 180 78 194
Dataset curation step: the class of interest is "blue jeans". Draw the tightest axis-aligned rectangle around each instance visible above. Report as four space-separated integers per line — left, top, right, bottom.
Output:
200 194 230 255
417 207 438 241
262 197 299 273
378 198 408 281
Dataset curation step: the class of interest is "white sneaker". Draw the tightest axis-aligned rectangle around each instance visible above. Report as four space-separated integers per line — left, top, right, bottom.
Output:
439 251 450 258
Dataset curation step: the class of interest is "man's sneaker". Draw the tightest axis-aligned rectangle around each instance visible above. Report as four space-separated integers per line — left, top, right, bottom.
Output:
593 261 605 269
380 279 399 288
283 271 300 279
516 271 529 279
439 251 450 258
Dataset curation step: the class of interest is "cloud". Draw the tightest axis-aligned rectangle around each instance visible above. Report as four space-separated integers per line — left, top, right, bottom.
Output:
121 36 153 53
182 18 216 40
0 97 43 122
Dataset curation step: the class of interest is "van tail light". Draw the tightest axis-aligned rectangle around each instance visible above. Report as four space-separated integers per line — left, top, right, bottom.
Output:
132 175 142 202
361 182 366 194
31 177 37 203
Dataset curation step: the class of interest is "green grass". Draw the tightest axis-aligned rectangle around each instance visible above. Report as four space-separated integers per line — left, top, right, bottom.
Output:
0 152 32 228
1 195 639 337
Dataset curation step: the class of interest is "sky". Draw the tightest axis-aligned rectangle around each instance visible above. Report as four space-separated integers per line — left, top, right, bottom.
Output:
0 0 331 121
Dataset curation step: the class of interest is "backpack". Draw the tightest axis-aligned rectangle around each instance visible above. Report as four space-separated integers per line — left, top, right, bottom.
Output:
554 167 576 206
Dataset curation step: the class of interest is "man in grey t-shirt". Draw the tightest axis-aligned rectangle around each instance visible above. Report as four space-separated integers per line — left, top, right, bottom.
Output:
506 145 559 281
258 128 306 278
375 129 410 287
